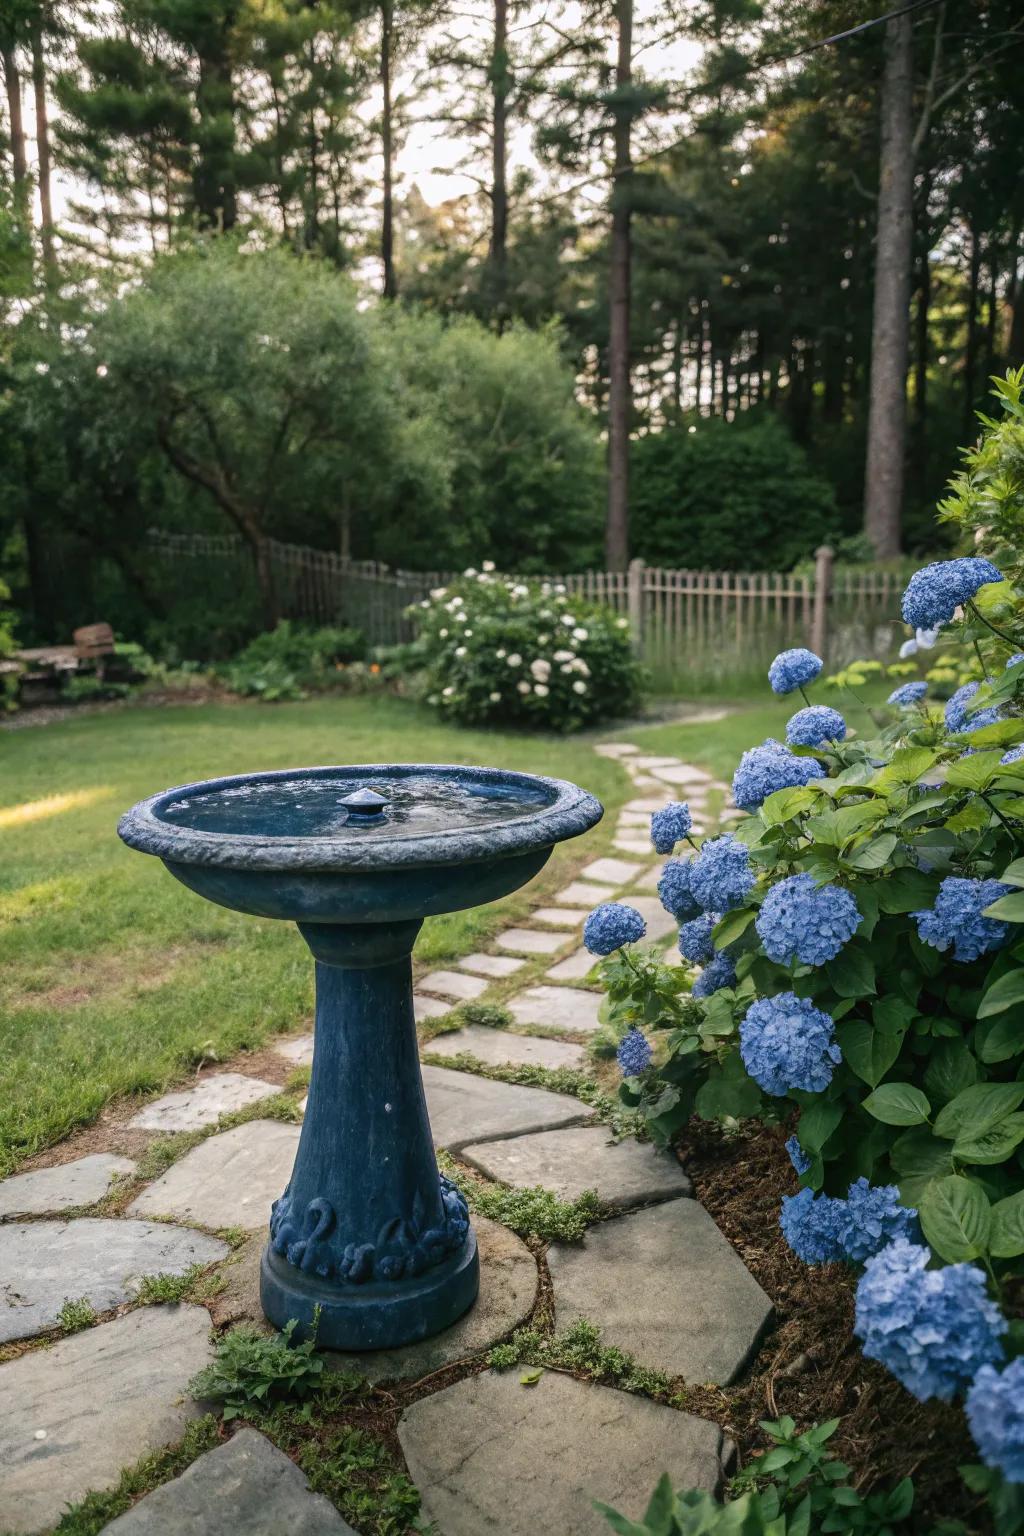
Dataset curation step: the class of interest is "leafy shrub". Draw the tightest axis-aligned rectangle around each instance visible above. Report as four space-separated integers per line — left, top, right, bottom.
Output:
600 1418 919 1535
594 378 1024 1506
630 415 836 571
406 568 640 731
223 620 367 701
189 1319 325 1419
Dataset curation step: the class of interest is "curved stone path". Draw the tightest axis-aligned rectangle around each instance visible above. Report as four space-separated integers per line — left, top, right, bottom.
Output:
0 740 772 1536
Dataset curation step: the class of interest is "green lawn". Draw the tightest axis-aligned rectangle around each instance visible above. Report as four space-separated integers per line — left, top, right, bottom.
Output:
0 696 632 1174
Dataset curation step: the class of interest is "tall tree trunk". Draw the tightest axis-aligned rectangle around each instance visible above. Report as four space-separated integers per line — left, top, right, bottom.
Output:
671 316 685 417
962 223 981 440
863 12 914 558
487 0 509 322
913 245 930 479
605 0 633 570
380 0 397 299
194 20 237 232
2 45 27 203
29 17 55 273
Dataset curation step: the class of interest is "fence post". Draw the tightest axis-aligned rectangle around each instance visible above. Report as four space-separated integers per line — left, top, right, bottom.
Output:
627 558 645 656
811 544 834 660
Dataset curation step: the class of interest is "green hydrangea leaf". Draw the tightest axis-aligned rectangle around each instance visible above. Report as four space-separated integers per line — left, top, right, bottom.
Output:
920 1175 991 1262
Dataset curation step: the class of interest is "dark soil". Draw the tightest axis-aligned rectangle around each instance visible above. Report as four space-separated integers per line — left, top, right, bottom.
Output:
676 1120 992 1535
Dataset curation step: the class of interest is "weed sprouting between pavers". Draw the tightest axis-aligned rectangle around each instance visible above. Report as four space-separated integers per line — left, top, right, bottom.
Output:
50 1416 223 1536
488 1318 676 1402
189 1318 331 1419
436 1149 605 1242
58 1297 97 1335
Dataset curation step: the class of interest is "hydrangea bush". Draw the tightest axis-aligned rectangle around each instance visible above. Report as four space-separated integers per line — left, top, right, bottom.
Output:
405 567 639 730
589 380 1024 1507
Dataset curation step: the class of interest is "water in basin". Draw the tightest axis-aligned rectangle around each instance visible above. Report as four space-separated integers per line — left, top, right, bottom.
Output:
156 770 557 841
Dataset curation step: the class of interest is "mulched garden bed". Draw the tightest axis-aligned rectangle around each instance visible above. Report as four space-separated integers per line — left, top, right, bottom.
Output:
677 1120 996 1534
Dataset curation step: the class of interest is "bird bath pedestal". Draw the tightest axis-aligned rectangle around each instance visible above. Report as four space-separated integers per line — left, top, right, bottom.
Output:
119 764 601 1350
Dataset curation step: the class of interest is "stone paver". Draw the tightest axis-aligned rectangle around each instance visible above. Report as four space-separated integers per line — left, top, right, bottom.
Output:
99 1429 355 1535
556 881 615 906
399 1368 724 1536
421 1066 594 1151
651 764 713 787
548 1198 772 1384
579 856 644 885
632 756 684 769
417 969 488 1003
624 796 670 813
328 1216 538 1383
0 1154 136 1219
128 1121 299 1231
635 865 662 890
628 895 677 942
494 928 565 956
531 906 586 928
613 836 655 855
546 948 597 982
663 943 684 967
0 1306 216 1535
414 993 450 1023
617 809 655 826
0 1219 228 1344
507 985 602 1034
128 1072 279 1132
424 1026 586 1071
593 743 639 757
462 1125 691 1210
457 953 526 978
274 1034 314 1067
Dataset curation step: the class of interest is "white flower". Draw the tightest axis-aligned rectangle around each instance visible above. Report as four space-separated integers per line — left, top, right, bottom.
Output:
616 617 629 629
517 680 531 694
482 560 496 573
442 686 455 697
572 627 589 642
512 583 529 598
507 653 522 667
96 364 108 378
917 627 939 649
455 646 467 658
560 614 576 628
430 587 447 600
488 690 501 702
464 629 473 637
539 609 554 620
573 659 591 678
420 599 430 609
537 633 549 645
572 680 587 694
534 683 550 697
555 583 567 595
439 628 449 638
560 663 574 675
553 649 574 663
35 362 49 375
530 659 551 681
899 638 918 659
495 648 507 659
464 567 477 578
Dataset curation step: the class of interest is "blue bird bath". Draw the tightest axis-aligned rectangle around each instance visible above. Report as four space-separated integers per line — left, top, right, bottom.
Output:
118 763 602 1350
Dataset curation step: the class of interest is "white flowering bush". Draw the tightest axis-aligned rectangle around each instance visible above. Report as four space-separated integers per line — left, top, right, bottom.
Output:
407 566 640 731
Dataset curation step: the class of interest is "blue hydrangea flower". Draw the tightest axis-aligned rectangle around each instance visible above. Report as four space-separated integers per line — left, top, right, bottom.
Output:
617 1026 653 1077
912 876 1011 963
888 681 927 707
689 835 755 912
732 739 827 812
785 705 846 748
945 681 1002 734
692 951 736 997
650 801 692 854
768 648 823 696
966 1359 1024 1484
678 913 718 964
1006 653 1024 669
658 859 701 921
583 902 646 956
1002 743 1024 765
755 873 860 967
739 992 841 1096
901 558 1003 630
780 1188 847 1263
854 1239 1006 1402
841 1179 920 1263
785 1135 812 1175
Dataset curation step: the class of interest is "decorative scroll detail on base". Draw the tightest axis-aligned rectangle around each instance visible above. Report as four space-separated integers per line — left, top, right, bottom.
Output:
269 1175 470 1285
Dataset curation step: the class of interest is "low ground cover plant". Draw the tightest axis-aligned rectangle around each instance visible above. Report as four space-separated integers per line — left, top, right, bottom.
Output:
223 620 368 701
587 378 1024 1526
402 567 640 730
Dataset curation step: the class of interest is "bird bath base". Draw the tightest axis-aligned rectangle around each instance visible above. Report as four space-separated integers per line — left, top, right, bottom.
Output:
118 765 601 1351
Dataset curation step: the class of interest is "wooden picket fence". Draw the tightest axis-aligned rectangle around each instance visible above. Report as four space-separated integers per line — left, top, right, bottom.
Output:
147 532 909 690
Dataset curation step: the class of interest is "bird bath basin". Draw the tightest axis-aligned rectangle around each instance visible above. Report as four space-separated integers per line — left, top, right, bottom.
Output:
118 764 602 1349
